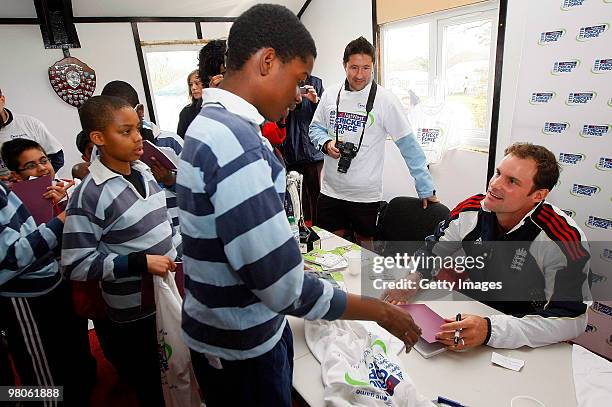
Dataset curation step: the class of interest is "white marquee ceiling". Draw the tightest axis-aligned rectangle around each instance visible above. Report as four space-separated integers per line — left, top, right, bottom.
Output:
0 0 306 18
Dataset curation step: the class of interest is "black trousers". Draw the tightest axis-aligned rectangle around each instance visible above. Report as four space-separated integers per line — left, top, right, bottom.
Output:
94 314 164 407
287 161 323 224
0 280 96 406
191 323 294 407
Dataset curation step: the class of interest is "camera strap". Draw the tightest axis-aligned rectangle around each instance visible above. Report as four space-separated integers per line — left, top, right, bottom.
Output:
334 80 378 153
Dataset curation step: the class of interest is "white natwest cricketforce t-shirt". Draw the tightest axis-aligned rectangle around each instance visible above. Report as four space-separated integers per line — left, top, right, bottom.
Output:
0 112 63 176
311 82 413 202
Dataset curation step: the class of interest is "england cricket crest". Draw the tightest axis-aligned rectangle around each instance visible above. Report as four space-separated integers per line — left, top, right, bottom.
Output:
48 57 96 108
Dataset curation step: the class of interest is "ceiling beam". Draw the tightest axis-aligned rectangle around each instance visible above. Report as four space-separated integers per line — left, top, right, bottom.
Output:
0 16 236 25
74 16 236 23
0 18 39 24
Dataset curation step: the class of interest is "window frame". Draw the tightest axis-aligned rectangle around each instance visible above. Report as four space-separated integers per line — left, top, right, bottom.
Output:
141 43 204 132
380 1 499 150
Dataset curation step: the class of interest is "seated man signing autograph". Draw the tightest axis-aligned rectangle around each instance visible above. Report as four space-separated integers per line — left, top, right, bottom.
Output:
385 143 590 350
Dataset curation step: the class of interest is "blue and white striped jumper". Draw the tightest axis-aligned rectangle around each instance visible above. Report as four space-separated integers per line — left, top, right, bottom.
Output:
61 159 177 322
0 181 62 297
143 120 183 252
177 88 347 360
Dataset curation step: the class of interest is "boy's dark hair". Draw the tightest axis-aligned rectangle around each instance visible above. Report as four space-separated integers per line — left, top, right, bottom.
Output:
75 130 91 154
343 36 375 65
226 4 316 72
1 138 46 172
79 95 131 138
198 40 227 87
504 142 560 192
101 80 139 107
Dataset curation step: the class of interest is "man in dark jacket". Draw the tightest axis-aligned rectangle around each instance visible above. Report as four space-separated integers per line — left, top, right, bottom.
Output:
283 74 323 224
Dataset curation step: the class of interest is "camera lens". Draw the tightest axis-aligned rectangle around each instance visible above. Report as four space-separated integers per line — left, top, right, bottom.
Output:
336 141 356 173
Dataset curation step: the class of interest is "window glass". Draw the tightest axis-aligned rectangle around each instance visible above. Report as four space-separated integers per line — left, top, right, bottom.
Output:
144 50 199 132
443 19 493 140
383 22 430 110
381 7 497 151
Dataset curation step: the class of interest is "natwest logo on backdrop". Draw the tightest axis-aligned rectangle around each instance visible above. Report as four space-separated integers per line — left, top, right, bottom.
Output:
530 92 556 104
559 152 586 165
577 23 609 40
567 91 597 105
561 0 587 9
543 122 570 134
570 183 601 197
579 124 610 137
595 156 612 170
552 59 580 74
585 216 612 230
592 58 612 73
539 29 566 44
592 302 612 317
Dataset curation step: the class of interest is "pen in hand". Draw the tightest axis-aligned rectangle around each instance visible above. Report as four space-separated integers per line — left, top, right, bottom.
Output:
453 313 461 346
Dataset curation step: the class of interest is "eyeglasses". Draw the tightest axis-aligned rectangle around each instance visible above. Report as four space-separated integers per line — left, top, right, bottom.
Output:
17 156 49 172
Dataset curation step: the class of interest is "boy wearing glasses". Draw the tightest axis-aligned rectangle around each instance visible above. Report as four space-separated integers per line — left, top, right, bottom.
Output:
0 138 75 206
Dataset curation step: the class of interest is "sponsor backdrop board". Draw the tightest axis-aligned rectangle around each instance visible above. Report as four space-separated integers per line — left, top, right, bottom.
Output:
509 0 612 359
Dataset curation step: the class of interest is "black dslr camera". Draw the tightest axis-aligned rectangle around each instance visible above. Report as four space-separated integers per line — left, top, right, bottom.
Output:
336 141 358 173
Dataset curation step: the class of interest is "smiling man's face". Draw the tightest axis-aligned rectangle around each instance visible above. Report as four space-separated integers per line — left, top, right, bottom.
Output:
483 154 547 216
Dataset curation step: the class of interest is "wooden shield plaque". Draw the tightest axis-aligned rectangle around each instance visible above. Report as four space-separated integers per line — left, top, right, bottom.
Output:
48 56 96 108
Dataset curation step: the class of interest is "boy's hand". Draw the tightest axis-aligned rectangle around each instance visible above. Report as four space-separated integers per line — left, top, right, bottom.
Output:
146 255 176 277
381 272 422 305
44 180 74 204
382 287 417 305
209 74 224 88
56 210 66 223
378 302 422 351
1 173 19 183
150 158 175 185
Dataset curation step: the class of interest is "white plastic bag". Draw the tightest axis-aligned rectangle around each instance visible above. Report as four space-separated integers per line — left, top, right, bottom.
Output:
305 320 433 407
154 274 201 407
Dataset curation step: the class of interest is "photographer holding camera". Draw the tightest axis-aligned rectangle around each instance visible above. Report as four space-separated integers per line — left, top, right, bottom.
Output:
309 37 438 244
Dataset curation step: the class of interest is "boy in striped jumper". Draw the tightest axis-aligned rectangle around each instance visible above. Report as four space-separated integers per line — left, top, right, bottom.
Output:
0 181 95 405
101 80 183 248
177 4 422 406
61 95 178 407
